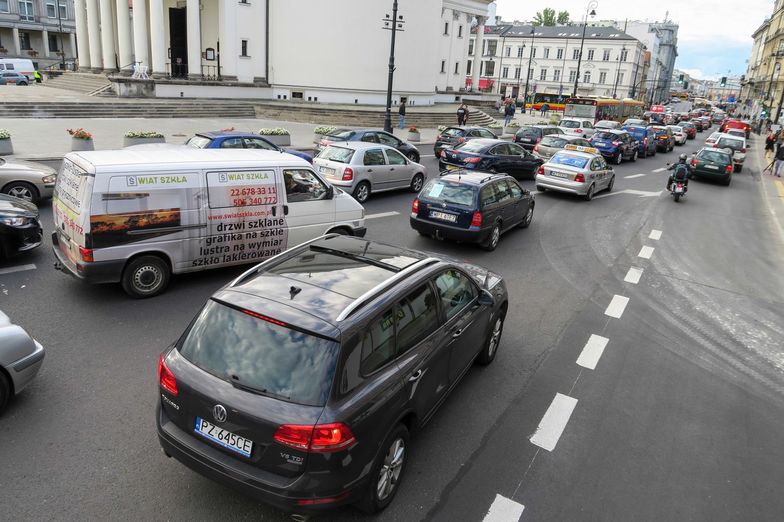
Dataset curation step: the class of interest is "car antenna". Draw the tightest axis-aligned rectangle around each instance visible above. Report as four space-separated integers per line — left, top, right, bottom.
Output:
289 286 302 299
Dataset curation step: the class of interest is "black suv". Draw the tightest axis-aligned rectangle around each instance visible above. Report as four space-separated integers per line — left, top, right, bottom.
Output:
156 235 509 515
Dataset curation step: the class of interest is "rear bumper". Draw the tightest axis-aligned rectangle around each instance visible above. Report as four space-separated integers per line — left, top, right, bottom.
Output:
410 216 487 244
535 174 589 196
51 232 125 284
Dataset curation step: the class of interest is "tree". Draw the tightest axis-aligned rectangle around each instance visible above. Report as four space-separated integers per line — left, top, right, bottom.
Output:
557 10 570 24
533 8 556 26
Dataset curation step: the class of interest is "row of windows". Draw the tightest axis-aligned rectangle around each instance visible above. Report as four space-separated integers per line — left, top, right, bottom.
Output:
0 0 67 20
440 60 462 74
443 22 464 38
478 61 627 85
476 43 629 62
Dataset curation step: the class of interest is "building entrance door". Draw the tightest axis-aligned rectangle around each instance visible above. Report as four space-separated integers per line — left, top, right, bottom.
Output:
169 7 188 77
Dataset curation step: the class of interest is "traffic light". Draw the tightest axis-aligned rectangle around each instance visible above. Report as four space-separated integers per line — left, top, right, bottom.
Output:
720 76 727 87
678 74 684 84
683 81 689 90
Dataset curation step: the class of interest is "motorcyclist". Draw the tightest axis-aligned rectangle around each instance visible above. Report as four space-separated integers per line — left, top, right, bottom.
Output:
666 153 692 191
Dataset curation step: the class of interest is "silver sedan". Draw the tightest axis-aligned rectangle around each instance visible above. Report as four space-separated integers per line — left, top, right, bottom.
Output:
0 158 57 203
0 310 45 412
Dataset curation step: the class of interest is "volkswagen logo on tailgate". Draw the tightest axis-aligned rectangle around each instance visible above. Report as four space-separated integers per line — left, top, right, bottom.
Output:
212 404 227 423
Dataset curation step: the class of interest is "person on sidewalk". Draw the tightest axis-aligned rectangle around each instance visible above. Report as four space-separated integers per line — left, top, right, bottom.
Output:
765 131 776 160
503 103 515 126
540 103 550 117
457 103 468 126
775 141 784 177
398 101 406 129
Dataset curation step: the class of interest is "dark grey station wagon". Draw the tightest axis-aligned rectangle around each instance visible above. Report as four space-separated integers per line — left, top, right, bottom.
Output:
156 234 509 514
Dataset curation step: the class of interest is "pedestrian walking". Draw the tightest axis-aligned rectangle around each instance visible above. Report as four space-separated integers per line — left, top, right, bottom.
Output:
765 131 776 160
457 103 468 126
540 103 550 117
398 100 406 129
775 141 784 177
503 103 515 126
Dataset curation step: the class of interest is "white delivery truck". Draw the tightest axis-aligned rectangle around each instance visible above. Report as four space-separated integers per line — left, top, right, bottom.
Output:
0 58 36 81
52 148 367 297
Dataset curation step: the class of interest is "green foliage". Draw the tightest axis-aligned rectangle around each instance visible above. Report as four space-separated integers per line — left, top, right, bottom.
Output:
533 8 556 26
258 128 290 136
556 11 570 25
314 126 337 135
124 131 164 138
0 129 10 140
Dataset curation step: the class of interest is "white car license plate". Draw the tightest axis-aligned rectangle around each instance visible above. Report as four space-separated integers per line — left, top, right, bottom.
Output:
195 417 253 457
319 166 336 176
430 211 457 223
674 186 684 194
705 164 718 170
549 170 569 179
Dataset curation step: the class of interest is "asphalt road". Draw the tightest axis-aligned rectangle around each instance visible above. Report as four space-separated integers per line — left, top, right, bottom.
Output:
2 111 784 521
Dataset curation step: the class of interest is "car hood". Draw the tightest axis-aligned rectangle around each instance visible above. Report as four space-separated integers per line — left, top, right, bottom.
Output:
0 159 56 175
0 193 38 216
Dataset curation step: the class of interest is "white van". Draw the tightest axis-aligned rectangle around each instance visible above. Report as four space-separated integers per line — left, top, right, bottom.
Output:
52 148 367 297
0 59 36 81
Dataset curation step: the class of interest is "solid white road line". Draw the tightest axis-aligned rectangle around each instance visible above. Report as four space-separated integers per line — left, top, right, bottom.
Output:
530 393 578 452
421 154 437 158
365 211 400 220
625 173 646 179
576 334 610 370
624 266 644 284
483 494 525 522
638 245 655 259
652 167 667 173
0 264 37 276
604 295 630 318
649 229 663 240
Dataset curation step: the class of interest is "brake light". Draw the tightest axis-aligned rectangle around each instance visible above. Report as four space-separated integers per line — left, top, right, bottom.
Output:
575 129 583 133
643 138 648 145
691 159 697 167
342 167 354 181
411 198 419 214
537 165 545 175
319 139 329 146
534 144 539 153
612 141 621 146
470 211 482 227
440 150 447 158
574 173 585 183
240 309 288 327
740 148 746 154
725 164 732 173
274 423 356 453
79 246 93 262
158 353 178 396
464 156 482 164
458 137 466 143
436 134 442 141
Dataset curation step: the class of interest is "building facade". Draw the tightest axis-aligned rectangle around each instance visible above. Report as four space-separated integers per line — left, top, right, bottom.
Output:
467 23 647 101
0 0 77 69
742 2 784 122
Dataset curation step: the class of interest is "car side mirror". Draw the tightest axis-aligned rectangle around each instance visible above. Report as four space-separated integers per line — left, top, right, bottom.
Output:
478 289 495 307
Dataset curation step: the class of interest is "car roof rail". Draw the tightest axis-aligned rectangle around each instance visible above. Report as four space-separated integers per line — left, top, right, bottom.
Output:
336 257 440 322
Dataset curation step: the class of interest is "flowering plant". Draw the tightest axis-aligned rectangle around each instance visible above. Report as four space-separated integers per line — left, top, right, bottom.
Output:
124 131 164 138
67 128 92 140
314 126 336 135
258 128 290 136
0 129 10 140
408 126 419 132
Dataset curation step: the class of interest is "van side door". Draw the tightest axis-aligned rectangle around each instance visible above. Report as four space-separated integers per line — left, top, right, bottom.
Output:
282 168 337 246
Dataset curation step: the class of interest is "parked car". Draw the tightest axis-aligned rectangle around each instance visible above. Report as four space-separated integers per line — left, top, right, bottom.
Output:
712 133 746 172
533 135 593 160
535 145 615 201
316 128 421 162
668 125 688 145
314 142 425 203
594 120 622 130
185 131 313 163
0 193 42 259
558 118 596 138
434 126 497 156
690 147 733 185
156 234 509 514
0 157 57 204
411 171 534 250
590 130 639 164
0 76 6 86
0 72 29 85
439 139 543 179
0 310 45 413
680 121 697 139
622 125 658 158
651 125 675 152
512 124 564 150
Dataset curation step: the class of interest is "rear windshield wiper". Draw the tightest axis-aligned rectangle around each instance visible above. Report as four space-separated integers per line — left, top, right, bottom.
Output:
228 374 291 401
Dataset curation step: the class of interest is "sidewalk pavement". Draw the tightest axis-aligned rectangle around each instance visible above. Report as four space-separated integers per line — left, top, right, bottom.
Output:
750 133 784 244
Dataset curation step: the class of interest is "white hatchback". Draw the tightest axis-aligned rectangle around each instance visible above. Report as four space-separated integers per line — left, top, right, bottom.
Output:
558 118 596 138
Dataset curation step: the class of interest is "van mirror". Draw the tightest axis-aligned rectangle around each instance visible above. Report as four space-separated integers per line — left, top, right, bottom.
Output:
478 289 495 307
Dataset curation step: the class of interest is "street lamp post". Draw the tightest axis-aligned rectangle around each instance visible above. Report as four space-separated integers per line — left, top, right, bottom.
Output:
612 45 625 98
521 28 535 113
572 0 598 98
381 1 405 133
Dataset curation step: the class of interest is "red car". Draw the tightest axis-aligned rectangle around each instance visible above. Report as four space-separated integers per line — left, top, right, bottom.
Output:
720 119 751 138
680 122 697 139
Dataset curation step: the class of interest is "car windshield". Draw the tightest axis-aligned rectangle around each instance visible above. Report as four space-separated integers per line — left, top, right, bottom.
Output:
698 150 731 163
178 300 339 407
549 153 589 169
326 129 354 140
421 179 476 207
318 145 354 163
716 137 743 150
455 140 488 153
560 120 580 128
186 136 212 148
593 132 617 140
441 128 465 137
540 136 568 148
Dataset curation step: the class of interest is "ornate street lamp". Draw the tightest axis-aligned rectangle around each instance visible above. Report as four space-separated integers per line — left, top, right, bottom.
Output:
572 1 598 98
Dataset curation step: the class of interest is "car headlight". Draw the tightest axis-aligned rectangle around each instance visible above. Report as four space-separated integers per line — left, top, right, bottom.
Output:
0 217 32 227
42 174 57 184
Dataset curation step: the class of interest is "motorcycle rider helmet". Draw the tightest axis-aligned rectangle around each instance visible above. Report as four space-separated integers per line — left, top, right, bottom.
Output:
678 153 688 162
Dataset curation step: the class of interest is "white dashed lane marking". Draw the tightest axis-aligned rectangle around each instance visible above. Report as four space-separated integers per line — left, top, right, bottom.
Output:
365 211 400 220
649 229 662 240
530 393 578 452
0 264 37 276
605 295 630 318
652 167 667 173
576 334 610 370
625 173 646 179
483 494 525 522
624 267 644 284
638 246 655 259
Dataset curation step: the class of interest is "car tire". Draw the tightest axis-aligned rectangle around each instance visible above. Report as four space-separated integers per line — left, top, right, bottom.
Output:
584 184 595 201
519 202 534 228
357 424 410 514
483 222 502 251
410 173 424 193
2 181 40 203
734 164 742 173
0 370 10 414
640 148 647 159
615 153 623 165
406 151 420 163
121 255 171 299
353 181 371 203
607 175 615 192
18 82 28 86
476 310 505 366
536 185 546 192
631 150 638 162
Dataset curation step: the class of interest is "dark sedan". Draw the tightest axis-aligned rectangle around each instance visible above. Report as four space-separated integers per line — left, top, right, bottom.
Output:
651 126 675 152
589 130 639 164
690 118 705 132
316 128 421 162
438 139 543 179
185 131 313 163
0 194 42 259
434 126 497 156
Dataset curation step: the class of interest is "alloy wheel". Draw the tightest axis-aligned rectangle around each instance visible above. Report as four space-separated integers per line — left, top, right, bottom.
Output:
488 317 503 358
377 438 405 501
7 186 34 201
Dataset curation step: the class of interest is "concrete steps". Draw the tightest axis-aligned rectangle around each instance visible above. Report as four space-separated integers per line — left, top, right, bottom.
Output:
44 72 112 95
0 101 257 119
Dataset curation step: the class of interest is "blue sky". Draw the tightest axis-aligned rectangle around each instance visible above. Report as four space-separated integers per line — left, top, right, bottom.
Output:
493 0 773 80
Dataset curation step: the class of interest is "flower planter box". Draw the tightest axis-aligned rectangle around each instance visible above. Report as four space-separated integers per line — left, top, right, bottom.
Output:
407 131 421 142
123 136 166 147
71 138 95 152
261 135 291 147
0 139 13 156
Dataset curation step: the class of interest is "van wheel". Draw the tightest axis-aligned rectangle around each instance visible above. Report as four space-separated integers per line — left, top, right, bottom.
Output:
121 255 170 298
0 371 10 414
357 424 409 514
410 173 424 193
3 181 39 203
353 181 370 203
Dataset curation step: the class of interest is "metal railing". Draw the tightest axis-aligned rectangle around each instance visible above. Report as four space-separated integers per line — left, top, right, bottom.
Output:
166 62 188 79
201 65 218 80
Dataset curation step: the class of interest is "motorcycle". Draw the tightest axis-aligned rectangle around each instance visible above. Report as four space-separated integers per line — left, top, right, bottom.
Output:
671 181 686 202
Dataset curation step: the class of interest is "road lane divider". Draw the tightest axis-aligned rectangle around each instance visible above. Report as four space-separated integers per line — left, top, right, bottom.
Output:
625 173 646 179
624 267 644 284
0 264 37 276
638 246 655 259
530 393 578 451
604 295 630 318
365 211 400 220
483 494 525 522
648 229 662 240
652 167 667 173
576 334 610 370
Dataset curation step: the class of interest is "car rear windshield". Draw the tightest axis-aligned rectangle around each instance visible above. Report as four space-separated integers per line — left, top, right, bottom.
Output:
186 136 211 149
593 132 617 140
698 150 731 163
319 145 354 163
177 300 339 406
549 153 588 169
441 128 465 137
421 179 476 207
560 120 580 128
623 127 645 137
516 127 541 138
455 140 487 153
716 137 743 150
540 136 567 148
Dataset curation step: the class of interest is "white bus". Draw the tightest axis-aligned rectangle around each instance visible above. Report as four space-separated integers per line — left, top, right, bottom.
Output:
0 58 36 81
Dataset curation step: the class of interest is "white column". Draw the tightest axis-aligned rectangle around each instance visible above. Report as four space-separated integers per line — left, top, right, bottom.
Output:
85 0 102 72
131 0 149 71
99 0 116 71
471 16 485 92
115 0 133 71
70 32 77 58
148 0 166 76
12 27 21 56
186 0 201 78
218 0 237 80
42 29 51 57
74 0 91 70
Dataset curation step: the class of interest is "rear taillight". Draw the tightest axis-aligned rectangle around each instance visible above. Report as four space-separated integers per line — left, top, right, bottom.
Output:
575 129 583 133
534 144 539 153
319 139 329 146
464 156 482 164
274 423 356 453
612 141 621 146
740 148 746 153
436 134 442 141
458 137 466 143
158 353 178 396
440 150 447 158
643 138 648 145
725 164 732 173
574 173 585 183
470 211 482 227
537 165 545 175
79 247 93 262
691 159 697 167
411 198 419 214
342 167 354 181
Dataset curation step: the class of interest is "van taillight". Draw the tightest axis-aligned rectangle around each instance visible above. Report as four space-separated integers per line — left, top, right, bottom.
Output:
79 247 93 262
574 173 585 183
411 198 419 214
740 148 746 154
342 167 354 181
274 423 356 453
470 211 482 227
158 353 178 396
